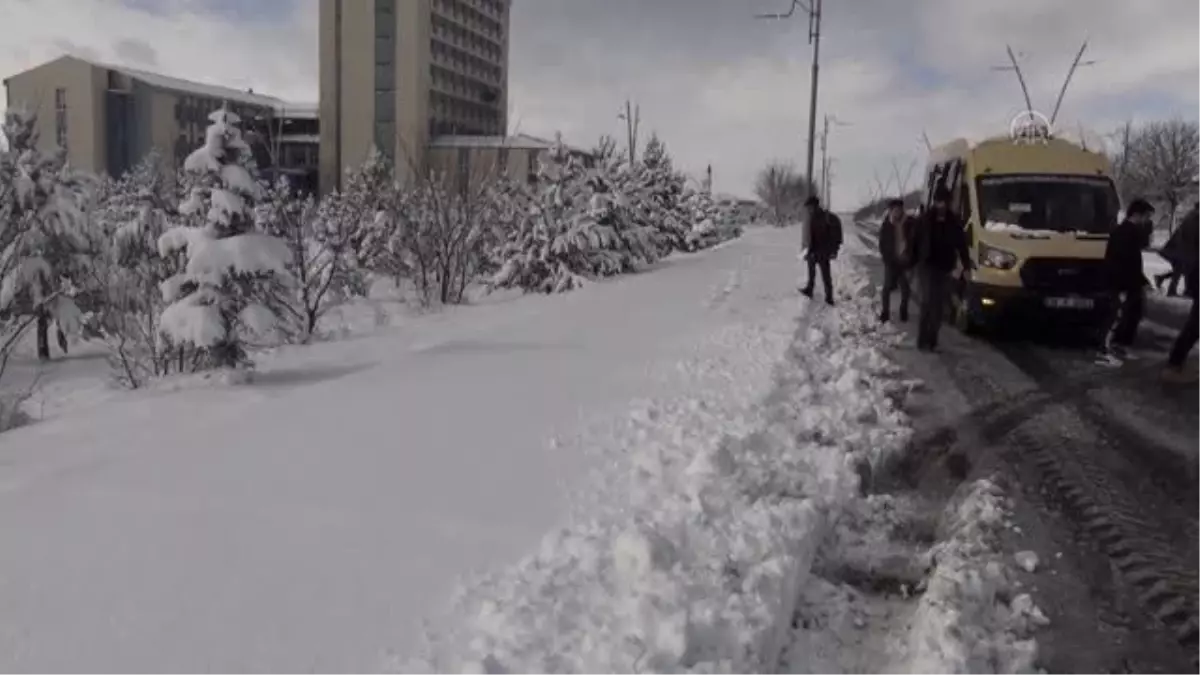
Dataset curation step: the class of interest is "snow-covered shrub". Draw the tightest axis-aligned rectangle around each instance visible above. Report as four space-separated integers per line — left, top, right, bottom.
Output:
584 148 660 273
636 134 690 256
681 187 742 252
256 178 362 341
342 147 405 291
0 109 92 362
157 107 289 370
84 152 204 388
490 135 598 294
396 177 496 306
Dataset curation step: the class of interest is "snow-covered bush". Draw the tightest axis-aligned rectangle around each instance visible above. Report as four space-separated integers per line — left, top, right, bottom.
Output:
636 134 690 255
681 187 742 252
584 148 660 273
343 147 405 291
157 107 289 370
490 135 598 294
0 109 92 363
397 178 496 306
84 152 203 388
256 177 378 341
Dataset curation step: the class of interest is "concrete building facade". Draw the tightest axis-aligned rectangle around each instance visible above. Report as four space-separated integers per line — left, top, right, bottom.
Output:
3 55 319 191
319 0 510 193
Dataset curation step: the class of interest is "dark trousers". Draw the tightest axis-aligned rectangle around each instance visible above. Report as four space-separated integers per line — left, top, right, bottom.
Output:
918 268 950 349
1155 268 1183 296
803 257 833 299
1168 297 1199 367
881 263 911 319
1106 288 1145 349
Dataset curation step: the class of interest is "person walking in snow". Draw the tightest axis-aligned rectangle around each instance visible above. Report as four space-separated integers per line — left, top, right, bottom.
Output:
907 186 973 352
801 195 843 305
1101 198 1155 362
878 197 915 323
1156 204 1199 298
1163 207 1199 382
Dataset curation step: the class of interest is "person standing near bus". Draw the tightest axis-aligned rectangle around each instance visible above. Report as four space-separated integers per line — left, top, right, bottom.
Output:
1101 198 1155 362
908 186 973 352
878 198 915 323
1163 207 1199 382
801 196 843 305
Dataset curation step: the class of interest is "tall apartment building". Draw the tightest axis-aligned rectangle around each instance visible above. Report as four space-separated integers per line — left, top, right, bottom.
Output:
3 55 319 192
318 0 510 193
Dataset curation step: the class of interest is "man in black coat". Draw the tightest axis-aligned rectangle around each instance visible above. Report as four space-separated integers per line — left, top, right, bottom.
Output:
801 195 844 305
1102 198 1155 361
907 186 973 352
1163 205 1199 382
878 198 915 323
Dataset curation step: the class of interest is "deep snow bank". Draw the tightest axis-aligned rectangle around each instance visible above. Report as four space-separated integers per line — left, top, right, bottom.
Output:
405 255 913 673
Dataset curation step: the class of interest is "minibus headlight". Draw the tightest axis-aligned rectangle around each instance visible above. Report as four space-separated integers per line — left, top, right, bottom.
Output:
979 242 1018 270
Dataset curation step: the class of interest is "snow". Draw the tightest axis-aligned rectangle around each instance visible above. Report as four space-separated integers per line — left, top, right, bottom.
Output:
1014 550 1040 573
0 226 896 672
982 221 1095 239
900 478 1043 674
0 217 1039 672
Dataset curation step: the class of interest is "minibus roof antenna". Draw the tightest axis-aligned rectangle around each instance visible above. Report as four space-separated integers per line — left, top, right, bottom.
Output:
991 45 1036 114
1050 39 1096 126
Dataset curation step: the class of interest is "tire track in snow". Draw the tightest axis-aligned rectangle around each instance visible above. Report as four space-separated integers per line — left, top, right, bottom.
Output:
932 342 1200 661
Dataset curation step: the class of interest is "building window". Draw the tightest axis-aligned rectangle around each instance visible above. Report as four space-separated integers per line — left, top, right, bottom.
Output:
54 88 68 150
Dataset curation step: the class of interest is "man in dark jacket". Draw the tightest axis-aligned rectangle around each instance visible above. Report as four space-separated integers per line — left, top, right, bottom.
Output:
908 186 973 351
1163 206 1199 382
1156 204 1199 297
1102 198 1155 361
801 195 844 305
878 198 915 322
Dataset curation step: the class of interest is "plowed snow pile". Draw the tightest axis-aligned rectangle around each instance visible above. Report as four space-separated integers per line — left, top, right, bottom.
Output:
407 254 914 672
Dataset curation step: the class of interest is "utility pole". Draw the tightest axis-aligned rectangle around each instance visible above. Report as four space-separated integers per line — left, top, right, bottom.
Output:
818 113 849 205
756 0 823 201
823 158 836 207
618 100 640 164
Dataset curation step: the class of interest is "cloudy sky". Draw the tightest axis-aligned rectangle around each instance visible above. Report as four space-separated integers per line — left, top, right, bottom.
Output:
2 0 1197 208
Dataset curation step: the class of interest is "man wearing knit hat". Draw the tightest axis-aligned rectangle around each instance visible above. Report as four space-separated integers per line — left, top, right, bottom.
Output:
907 186 973 352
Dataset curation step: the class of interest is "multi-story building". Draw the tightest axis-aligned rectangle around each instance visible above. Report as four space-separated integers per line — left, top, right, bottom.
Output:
3 55 319 192
319 0 511 193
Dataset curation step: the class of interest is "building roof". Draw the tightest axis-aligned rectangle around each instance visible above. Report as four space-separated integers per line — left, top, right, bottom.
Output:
277 102 318 118
8 54 309 113
429 133 593 157
429 133 553 149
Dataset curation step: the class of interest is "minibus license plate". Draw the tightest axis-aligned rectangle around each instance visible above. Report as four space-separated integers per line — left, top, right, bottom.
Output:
1044 297 1093 309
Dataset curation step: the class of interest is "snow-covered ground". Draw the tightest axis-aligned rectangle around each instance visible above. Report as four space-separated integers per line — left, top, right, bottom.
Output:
0 222 1043 672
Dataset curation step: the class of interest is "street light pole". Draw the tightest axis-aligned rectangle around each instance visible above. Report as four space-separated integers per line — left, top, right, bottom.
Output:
756 0 823 202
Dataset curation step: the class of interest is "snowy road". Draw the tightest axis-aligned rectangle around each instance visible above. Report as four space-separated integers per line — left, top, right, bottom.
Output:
0 228 804 672
852 223 1199 672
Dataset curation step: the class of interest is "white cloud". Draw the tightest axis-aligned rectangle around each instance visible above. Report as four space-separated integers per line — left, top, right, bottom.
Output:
1 0 1196 209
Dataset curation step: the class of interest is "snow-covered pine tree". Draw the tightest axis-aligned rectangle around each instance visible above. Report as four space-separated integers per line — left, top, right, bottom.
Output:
680 186 722 251
636 134 689 255
0 109 92 362
584 146 659 273
157 106 289 371
490 134 598 294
